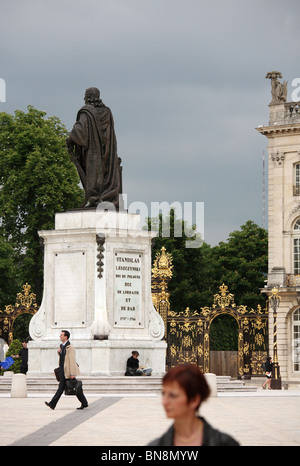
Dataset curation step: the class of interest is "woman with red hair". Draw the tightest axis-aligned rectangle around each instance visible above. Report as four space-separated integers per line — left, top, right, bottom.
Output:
149 364 239 446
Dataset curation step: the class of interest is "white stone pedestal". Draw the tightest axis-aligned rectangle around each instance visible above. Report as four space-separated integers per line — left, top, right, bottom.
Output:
28 209 166 376
204 373 218 397
11 374 27 398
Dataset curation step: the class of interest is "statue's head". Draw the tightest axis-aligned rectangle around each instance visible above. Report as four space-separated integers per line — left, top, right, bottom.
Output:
84 87 102 106
85 87 100 99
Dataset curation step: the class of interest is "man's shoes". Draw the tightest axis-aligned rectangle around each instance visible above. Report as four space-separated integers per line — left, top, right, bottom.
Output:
77 404 88 410
45 402 55 410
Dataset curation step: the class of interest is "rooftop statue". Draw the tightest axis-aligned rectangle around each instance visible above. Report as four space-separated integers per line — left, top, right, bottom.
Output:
66 87 122 209
266 71 287 105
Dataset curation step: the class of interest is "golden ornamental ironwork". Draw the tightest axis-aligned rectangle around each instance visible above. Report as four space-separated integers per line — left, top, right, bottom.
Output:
286 274 300 287
213 283 236 309
165 282 269 377
182 335 193 348
251 351 267 375
244 364 250 374
151 247 174 340
151 250 269 377
15 283 38 309
197 344 203 358
170 344 177 358
252 318 266 331
200 306 210 317
2 304 14 315
0 283 39 345
243 341 250 356
241 317 250 332
236 305 248 314
255 333 265 347
1 283 38 314
151 246 173 280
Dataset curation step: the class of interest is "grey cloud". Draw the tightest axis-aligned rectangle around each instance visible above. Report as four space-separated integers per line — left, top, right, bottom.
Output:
1 0 300 244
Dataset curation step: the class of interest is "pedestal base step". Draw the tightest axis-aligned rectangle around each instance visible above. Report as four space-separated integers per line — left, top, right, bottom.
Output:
0 375 257 394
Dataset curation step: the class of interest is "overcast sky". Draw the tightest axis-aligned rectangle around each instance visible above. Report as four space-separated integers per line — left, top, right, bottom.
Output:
1 0 300 245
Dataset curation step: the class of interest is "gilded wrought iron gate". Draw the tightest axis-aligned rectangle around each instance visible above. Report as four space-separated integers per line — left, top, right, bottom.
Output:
0 283 38 344
152 248 268 377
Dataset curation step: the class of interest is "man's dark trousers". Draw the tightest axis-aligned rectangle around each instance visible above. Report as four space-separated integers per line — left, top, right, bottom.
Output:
49 375 88 408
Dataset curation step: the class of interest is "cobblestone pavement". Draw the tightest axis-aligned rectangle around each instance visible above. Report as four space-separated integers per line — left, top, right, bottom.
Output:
1 390 300 447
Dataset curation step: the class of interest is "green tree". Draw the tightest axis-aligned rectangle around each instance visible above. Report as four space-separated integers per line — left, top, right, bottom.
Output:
210 315 239 350
2 339 22 374
146 209 207 312
0 235 20 309
0 106 84 303
210 220 268 309
13 314 32 342
148 215 267 351
147 213 267 313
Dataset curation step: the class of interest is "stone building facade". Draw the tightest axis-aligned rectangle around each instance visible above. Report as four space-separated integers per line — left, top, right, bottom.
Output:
257 72 300 382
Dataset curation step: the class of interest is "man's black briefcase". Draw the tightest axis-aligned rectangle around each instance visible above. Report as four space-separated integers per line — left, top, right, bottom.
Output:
64 378 83 396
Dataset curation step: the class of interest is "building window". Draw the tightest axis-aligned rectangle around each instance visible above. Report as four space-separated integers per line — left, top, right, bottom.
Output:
293 309 300 372
293 238 300 273
294 164 300 195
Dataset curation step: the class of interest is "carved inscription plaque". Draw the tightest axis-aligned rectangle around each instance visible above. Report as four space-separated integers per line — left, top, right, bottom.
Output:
114 251 143 327
54 250 86 326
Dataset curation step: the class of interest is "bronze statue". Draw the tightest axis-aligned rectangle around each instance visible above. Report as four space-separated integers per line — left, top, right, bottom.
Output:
67 87 122 209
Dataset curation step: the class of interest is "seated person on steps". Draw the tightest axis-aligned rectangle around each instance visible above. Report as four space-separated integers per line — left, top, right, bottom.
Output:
125 350 152 376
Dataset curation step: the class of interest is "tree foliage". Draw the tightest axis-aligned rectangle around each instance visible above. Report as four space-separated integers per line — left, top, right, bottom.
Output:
0 235 20 308
1 339 22 374
0 106 84 305
146 209 207 313
148 213 268 312
209 220 268 309
210 315 239 351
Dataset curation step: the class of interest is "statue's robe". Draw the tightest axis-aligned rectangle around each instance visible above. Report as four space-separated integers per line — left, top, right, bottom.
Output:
69 104 122 208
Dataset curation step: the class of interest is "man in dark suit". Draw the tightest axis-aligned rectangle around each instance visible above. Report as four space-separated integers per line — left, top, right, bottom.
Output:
45 330 88 410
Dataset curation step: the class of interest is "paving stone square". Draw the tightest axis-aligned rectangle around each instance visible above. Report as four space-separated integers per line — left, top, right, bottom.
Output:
1 391 300 447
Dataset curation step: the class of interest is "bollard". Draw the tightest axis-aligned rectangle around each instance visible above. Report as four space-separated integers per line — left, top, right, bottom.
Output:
11 373 27 398
204 373 218 397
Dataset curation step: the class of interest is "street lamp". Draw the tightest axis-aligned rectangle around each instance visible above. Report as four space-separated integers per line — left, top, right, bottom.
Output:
268 287 282 389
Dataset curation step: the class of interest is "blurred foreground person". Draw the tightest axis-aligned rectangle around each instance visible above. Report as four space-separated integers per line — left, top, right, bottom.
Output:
148 364 239 446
